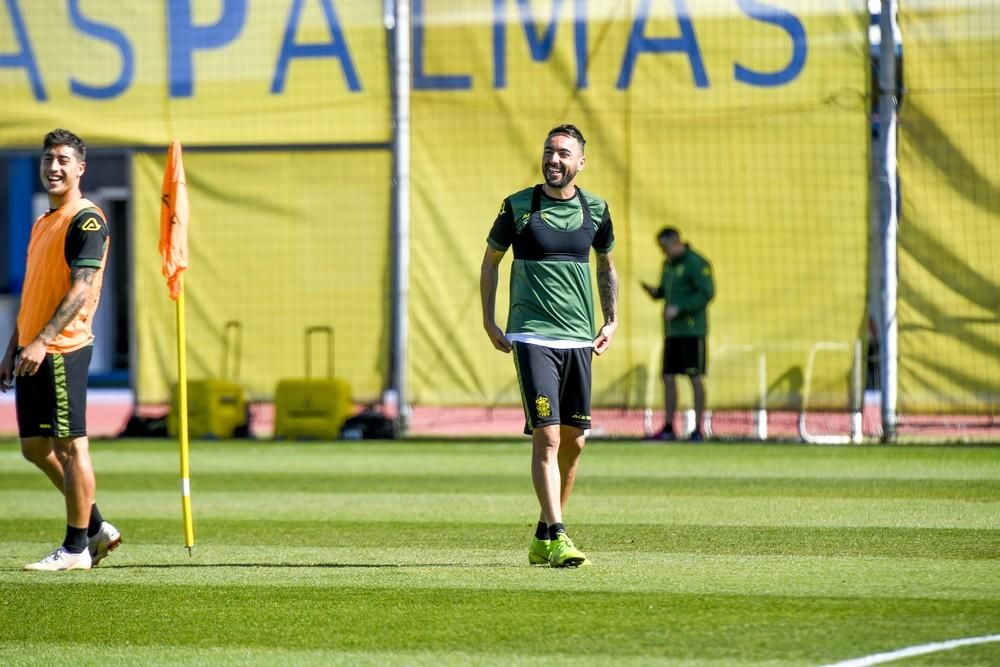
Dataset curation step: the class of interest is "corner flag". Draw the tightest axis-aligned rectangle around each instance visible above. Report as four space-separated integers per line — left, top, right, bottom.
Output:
160 140 189 301
160 140 194 553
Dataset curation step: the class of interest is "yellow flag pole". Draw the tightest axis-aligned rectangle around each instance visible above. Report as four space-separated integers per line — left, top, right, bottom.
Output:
176 279 195 555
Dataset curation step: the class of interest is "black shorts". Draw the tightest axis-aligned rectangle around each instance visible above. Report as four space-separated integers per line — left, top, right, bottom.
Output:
662 336 706 377
15 346 92 439
512 342 592 435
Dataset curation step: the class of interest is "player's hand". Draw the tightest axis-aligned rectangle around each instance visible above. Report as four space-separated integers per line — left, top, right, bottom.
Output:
14 339 46 377
0 352 14 392
484 321 512 353
665 305 679 321
593 322 617 356
640 282 658 298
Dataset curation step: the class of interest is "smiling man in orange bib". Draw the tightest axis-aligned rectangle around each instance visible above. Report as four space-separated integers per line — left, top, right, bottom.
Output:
1 129 121 571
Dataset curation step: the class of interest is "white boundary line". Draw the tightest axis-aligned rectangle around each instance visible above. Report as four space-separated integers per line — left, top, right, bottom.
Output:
820 634 1000 667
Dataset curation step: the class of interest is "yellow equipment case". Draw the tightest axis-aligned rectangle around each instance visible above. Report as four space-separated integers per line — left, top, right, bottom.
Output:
168 321 248 439
274 326 353 440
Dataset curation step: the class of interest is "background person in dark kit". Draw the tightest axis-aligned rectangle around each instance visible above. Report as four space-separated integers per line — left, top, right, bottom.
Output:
642 227 715 441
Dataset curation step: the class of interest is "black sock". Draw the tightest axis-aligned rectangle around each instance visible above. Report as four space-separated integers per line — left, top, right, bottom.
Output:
63 525 88 554
534 522 548 540
87 503 104 538
548 522 566 540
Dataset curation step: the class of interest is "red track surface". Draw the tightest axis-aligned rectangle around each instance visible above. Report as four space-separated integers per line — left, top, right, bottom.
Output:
1 392 996 442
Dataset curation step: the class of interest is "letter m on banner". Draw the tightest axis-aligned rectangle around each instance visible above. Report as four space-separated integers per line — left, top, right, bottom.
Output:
493 0 588 88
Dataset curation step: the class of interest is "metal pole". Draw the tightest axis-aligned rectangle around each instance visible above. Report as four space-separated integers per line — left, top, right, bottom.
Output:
387 0 411 433
756 352 767 441
852 339 863 443
877 0 899 442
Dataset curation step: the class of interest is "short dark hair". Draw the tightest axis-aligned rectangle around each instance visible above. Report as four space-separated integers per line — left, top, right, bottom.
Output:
547 124 586 152
657 227 681 241
43 128 86 160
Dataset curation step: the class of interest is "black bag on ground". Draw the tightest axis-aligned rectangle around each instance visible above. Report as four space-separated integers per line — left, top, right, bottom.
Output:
339 406 397 440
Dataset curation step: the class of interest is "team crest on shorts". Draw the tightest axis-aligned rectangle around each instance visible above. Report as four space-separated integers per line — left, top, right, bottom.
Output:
535 395 552 418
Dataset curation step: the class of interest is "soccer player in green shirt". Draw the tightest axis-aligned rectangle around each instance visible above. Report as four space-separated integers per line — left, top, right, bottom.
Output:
642 227 715 441
480 124 618 568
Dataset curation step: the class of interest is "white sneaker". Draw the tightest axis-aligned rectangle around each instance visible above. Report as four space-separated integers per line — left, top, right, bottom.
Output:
88 521 122 566
24 547 92 571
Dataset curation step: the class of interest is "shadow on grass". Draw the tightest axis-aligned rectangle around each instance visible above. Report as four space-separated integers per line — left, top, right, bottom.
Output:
94 562 517 570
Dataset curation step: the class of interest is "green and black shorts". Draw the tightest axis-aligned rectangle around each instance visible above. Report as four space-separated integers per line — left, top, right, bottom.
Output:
512 342 592 435
15 346 92 439
662 336 707 377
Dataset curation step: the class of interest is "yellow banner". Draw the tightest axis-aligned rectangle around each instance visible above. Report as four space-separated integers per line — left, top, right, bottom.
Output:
0 1 388 146
63 1 872 414
898 1 1000 414
409 0 870 410
133 149 390 404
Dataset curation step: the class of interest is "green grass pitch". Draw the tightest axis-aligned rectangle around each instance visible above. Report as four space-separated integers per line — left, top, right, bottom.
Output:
1 439 998 666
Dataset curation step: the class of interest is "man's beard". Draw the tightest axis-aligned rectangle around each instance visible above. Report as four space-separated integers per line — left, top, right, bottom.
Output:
544 166 575 189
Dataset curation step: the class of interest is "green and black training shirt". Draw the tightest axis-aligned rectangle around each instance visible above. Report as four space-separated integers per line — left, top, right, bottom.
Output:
488 184 615 344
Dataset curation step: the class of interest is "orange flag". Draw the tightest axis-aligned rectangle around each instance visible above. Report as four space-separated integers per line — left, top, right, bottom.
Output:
159 140 189 301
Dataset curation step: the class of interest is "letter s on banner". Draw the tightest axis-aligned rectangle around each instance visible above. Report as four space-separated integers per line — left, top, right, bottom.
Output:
69 0 135 99
734 0 807 87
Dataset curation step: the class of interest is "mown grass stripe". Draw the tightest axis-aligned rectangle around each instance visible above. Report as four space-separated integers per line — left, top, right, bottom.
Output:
0 439 997 666
3 472 996 501
3 519 997 559
0 584 997 663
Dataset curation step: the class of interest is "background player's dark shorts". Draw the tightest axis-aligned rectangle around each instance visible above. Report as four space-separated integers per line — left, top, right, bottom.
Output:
663 336 707 376
15 346 92 438
512 342 592 435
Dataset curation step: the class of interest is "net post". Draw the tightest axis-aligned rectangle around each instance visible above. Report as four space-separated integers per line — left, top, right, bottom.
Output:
877 0 900 442
851 339 863 443
642 407 653 438
387 0 411 434
755 351 767 440
684 409 695 437
799 342 852 445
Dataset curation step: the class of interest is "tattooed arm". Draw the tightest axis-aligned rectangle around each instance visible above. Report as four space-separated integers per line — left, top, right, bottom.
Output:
593 252 619 355
14 267 98 377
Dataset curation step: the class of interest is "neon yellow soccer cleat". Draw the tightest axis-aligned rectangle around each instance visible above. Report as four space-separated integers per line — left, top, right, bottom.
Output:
548 532 588 568
528 537 552 565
